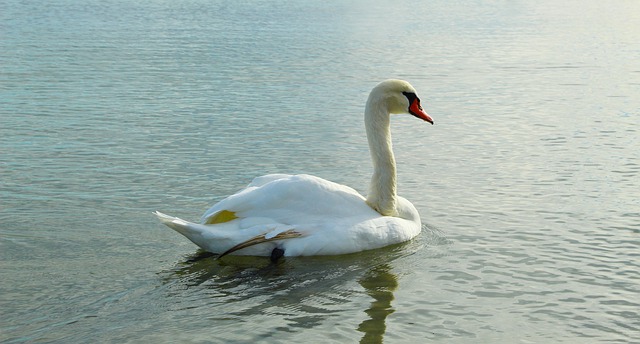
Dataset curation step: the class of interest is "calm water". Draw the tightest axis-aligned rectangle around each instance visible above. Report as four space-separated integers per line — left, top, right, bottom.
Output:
1 0 639 342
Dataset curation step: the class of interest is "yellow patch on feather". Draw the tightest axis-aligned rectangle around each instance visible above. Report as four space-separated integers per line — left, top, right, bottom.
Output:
205 210 238 224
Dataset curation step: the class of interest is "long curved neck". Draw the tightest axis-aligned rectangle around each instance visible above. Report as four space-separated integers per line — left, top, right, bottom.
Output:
364 97 398 216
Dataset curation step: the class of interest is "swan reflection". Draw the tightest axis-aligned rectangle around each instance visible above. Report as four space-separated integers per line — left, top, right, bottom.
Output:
357 264 398 344
160 239 422 342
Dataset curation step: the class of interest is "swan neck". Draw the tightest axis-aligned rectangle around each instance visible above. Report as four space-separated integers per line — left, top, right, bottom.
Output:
364 98 397 216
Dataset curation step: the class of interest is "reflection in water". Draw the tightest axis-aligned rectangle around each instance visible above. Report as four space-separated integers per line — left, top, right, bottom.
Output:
357 264 398 344
169 250 281 287
158 238 426 341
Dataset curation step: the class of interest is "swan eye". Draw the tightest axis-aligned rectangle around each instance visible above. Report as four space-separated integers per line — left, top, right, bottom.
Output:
402 91 416 101
402 91 422 110
402 91 417 103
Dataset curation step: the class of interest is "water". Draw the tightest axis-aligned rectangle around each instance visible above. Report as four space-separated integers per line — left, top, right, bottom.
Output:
1 0 639 342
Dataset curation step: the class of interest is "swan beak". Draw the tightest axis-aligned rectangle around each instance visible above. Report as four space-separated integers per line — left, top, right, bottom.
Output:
409 99 434 125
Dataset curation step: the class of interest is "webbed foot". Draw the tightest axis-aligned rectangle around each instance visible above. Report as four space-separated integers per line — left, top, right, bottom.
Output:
270 248 285 263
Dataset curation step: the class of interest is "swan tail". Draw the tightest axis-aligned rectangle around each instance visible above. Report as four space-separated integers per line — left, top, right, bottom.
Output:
218 229 303 259
154 211 193 235
154 211 225 251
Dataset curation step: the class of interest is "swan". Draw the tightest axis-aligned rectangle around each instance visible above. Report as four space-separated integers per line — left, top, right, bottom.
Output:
155 79 434 259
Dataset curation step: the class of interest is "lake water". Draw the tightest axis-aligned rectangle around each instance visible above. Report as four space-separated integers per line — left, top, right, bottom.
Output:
1 0 639 342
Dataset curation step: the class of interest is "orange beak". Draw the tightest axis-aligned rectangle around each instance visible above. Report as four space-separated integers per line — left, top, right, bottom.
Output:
409 98 434 125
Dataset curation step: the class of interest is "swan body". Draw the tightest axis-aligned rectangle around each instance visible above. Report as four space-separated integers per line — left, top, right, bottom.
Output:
155 79 433 257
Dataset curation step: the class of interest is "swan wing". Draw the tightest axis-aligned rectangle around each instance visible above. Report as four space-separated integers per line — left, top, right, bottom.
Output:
200 174 373 226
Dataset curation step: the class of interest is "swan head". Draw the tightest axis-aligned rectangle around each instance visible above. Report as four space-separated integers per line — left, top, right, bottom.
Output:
368 79 434 124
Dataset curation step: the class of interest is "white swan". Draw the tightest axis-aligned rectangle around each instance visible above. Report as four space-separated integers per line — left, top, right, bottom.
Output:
155 79 434 259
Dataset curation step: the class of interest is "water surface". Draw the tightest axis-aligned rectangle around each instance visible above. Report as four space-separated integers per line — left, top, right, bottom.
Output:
1 0 639 342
